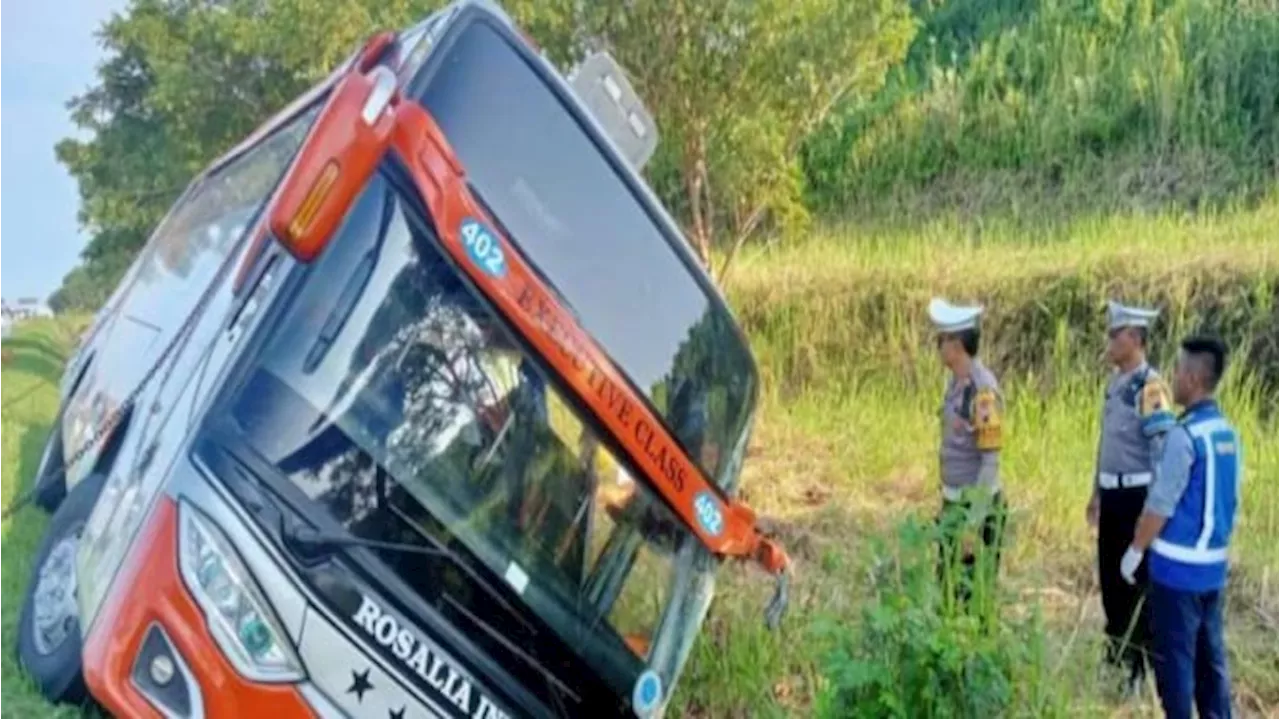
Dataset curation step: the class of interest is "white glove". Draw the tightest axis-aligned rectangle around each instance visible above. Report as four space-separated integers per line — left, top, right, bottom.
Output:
1120 546 1144 585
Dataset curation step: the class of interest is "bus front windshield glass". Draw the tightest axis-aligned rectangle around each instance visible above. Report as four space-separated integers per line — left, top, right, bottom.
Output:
417 18 758 493
228 171 702 694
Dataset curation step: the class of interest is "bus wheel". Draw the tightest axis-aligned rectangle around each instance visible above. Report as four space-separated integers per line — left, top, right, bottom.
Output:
32 414 67 512
15 471 106 704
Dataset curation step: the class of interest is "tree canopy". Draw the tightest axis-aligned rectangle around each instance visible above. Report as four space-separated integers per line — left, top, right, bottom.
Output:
50 0 915 310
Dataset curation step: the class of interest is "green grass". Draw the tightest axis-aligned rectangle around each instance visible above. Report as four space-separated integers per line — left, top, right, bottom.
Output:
729 201 1279 400
672 204 1279 716
2 319 85 719
802 0 1278 219
671 372 1278 716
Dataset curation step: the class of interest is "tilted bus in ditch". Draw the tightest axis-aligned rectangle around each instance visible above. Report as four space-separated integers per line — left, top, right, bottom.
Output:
17 2 790 716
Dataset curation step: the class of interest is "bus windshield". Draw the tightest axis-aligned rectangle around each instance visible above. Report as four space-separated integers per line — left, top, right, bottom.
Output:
228 170 710 698
415 18 758 493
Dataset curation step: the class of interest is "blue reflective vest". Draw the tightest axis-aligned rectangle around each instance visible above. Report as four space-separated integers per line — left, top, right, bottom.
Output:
1149 401 1240 592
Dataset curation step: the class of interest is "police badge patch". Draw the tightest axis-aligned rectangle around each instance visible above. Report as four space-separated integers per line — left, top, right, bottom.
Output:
1139 377 1176 436
973 388 1003 451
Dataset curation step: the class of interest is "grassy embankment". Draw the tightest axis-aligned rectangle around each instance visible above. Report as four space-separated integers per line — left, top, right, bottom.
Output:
672 202 1279 717
2 319 91 719
681 1 1280 707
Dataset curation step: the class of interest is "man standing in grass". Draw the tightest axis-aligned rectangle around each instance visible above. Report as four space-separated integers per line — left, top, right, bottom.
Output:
928 298 1005 606
1088 301 1176 695
1121 336 1237 719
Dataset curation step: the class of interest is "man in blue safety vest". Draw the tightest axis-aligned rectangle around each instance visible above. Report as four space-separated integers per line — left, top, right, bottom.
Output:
1120 335 1238 719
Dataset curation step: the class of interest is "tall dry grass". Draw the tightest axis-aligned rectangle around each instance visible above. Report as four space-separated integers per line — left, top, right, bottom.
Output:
673 203 1278 716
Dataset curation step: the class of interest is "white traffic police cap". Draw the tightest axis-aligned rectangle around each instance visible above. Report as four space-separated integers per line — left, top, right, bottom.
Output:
1106 300 1159 330
928 297 984 333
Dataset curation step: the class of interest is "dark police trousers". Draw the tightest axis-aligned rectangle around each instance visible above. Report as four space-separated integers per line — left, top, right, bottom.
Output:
1098 485 1151 677
1149 581 1232 719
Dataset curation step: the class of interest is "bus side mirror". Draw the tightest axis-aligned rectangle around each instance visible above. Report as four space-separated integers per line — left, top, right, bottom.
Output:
269 38 399 262
567 52 658 172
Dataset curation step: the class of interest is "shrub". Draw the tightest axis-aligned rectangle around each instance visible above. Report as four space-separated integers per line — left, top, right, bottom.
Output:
813 517 1067 718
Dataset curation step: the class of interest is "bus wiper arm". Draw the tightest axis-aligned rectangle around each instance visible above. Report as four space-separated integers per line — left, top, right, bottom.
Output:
284 525 449 558
440 594 579 714
283 524 577 716
280 523 534 632
220 424 578 716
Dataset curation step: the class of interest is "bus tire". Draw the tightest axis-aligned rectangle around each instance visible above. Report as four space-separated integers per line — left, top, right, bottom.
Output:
15 471 108 705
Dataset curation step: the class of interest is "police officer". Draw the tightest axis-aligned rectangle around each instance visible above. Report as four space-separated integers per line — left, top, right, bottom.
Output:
1120 335 1237 719
928 298 1005 605
1088 300 1176 694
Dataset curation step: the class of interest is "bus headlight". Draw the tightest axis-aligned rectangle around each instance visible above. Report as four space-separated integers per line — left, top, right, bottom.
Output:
177 501 304 682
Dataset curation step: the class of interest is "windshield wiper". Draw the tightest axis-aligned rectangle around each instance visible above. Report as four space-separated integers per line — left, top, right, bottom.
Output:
280 522 532 631
440 592 580 715
282 523 578 716
213 433 578 718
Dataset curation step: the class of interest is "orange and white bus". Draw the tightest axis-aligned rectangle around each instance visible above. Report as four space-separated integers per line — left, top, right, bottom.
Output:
18 2 789 716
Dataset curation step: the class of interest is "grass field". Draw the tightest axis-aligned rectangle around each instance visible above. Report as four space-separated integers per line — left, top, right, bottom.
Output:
2 205 1276 717
2 319 88 719
673 203 1279 716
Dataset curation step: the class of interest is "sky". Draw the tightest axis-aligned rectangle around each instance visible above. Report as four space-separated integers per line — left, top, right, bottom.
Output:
2 0 124 302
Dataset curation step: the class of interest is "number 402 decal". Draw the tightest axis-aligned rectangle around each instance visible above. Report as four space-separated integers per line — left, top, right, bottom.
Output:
460 218 507 278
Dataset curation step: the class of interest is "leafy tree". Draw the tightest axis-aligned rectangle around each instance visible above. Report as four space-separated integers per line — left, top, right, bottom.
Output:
55 0 445 309
48 265 106 314
55 0 913 306
512 0 916 282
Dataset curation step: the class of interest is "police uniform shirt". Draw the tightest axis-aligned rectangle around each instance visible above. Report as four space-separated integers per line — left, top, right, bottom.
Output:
1096 362 1172 477
940 359 1003 490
